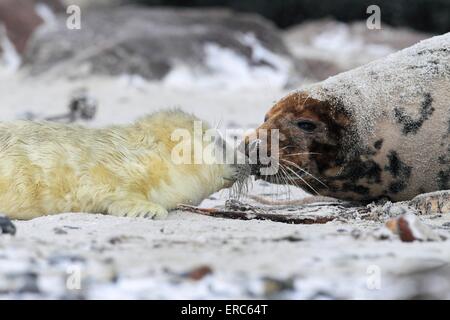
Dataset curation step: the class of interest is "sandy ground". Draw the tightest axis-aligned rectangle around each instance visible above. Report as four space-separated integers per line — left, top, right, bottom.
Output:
1 68 450 299
1 210 449 299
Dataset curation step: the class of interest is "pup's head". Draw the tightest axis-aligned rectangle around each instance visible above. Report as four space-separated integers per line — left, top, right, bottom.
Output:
146 110 251 194
243 91 352 194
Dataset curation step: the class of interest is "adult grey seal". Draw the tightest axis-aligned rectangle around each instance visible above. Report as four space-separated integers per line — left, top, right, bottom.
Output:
245 33 450 207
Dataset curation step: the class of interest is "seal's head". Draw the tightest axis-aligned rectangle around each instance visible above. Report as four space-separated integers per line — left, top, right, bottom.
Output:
244 91 360 200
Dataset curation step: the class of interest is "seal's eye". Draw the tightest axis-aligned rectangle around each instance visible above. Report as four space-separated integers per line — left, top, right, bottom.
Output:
264 114 269 122
297 121 317 133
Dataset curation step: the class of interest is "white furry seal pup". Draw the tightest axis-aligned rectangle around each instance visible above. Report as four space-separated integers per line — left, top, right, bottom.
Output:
0 110 247 220
245 33 450 206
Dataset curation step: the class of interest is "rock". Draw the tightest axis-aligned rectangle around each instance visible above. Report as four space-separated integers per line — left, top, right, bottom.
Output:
0 215 16 235
53 227 68 235
261 277 294 298
183 265 213 281
0 0 43 54
350 228 362 239
367 201 417 221
0 271 40 294
0 0 62 54
386 214 443 242
301 57 342 82
23 6 299 87
410 191 450 215
283 19 432 80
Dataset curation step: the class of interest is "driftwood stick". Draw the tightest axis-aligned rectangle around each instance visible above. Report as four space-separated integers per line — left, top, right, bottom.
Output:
177 204 336 224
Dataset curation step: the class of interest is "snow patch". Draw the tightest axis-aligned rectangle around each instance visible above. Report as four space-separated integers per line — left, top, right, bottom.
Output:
35 3 57 28
0 26 21 73
117 74 149 90
163 34 292 90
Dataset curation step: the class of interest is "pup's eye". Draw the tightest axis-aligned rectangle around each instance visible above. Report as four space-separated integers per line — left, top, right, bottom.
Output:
297 121 317 132
264 115 269 122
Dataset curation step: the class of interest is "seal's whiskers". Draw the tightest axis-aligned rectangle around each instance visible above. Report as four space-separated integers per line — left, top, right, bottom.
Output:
282 164 320 195
280 158 328 189
284 152 321 157
277 163 292 200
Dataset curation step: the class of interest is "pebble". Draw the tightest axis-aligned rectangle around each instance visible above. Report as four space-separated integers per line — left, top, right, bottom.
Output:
0 215 16 236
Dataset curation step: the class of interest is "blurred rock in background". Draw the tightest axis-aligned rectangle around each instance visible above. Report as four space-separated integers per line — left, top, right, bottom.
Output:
284 19 432 80
132 0 450 35
0 0 442 85
0 0 62 70
0 0 63 53
23 6 300 89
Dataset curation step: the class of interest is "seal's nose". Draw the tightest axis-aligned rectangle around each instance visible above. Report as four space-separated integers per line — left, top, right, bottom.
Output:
241 137 262 176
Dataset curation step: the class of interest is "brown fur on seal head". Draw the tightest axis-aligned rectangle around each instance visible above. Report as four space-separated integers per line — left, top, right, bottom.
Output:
245 92 374 202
